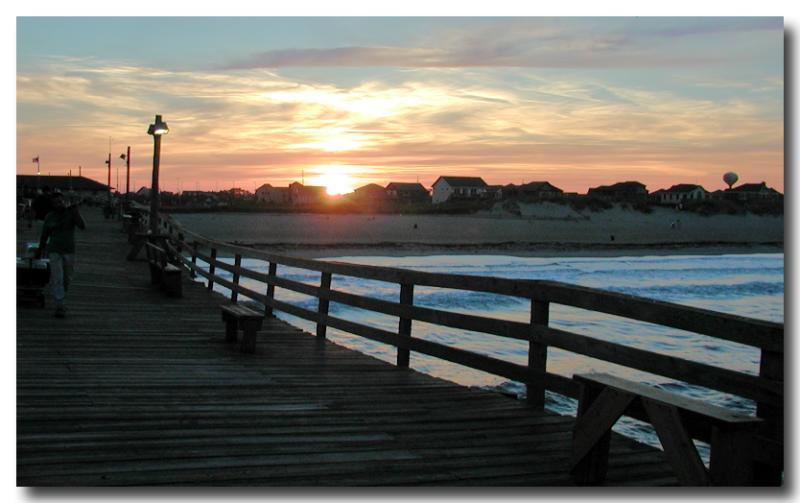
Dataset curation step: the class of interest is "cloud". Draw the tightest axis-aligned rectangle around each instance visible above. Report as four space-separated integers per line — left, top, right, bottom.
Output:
219 18 781 71
17 55 783 193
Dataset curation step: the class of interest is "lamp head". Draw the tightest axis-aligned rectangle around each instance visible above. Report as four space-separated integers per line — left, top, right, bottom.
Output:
148 114 169 136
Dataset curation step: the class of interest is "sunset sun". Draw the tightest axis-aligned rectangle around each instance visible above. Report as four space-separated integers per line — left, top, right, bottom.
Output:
307 165 359 195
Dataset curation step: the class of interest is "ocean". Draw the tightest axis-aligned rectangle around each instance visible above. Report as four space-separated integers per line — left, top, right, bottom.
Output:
195 252 784 457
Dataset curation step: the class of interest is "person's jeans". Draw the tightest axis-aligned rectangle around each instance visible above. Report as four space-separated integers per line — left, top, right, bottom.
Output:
48 252 75 308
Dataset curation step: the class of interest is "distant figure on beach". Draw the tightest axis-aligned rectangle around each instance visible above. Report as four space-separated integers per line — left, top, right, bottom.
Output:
35 192 86 318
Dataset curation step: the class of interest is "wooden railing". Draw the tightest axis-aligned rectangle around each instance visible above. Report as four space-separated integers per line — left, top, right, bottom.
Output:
146 209 784 482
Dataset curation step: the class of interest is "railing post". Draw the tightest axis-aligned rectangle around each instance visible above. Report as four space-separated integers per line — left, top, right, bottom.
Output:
316 272 332 338
265 262 277 317
754 348 783 484
397 283 414 367
527 299 549 408
207 248 217 290
231 253 242 303
190 242 198 278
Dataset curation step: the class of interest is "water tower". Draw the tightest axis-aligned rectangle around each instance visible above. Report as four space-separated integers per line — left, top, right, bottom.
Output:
723 171 738 189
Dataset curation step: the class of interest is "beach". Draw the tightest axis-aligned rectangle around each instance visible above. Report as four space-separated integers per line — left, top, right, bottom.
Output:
172 202 784 258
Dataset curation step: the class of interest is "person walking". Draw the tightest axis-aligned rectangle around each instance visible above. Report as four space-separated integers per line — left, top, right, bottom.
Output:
35 191 86 318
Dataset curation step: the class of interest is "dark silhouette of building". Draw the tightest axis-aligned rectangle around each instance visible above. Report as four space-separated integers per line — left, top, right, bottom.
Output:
587 181 648 202
385 182 430 203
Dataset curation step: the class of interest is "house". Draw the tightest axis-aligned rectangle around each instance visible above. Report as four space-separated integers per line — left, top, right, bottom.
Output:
17 175 110 200
221 188 251 200
725 182 782 201
431 176 489 204
518 181 564 199
255 184 290 204
289 182 328 205
384 182 430 203
655 184 709 205
587 181 648 201
351 183 389 202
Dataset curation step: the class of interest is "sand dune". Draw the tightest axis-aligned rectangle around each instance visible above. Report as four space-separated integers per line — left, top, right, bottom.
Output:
172 203 783 257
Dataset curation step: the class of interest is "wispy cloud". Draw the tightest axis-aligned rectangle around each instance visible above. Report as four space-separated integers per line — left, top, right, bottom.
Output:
220 18 781 70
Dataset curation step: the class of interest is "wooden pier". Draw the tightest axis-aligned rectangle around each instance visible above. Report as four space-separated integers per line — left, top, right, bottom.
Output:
17 208 783 486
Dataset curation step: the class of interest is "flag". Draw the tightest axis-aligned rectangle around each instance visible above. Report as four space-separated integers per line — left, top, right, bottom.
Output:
32 156 39 163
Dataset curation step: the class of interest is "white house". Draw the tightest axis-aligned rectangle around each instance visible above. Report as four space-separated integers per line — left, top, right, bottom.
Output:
431 176 489 204
656 184 709 205
255 184 289 204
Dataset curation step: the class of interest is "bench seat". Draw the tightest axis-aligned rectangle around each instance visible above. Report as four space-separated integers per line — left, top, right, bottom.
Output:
571 372 762 486
221 304 264 354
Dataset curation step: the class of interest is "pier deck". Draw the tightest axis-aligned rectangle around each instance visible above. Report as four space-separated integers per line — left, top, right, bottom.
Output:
17 209 676 486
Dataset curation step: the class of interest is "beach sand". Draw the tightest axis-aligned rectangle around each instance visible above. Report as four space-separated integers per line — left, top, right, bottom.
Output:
172 202 783 258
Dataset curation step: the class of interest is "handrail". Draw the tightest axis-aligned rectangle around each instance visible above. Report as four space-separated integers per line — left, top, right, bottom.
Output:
141 207 783 481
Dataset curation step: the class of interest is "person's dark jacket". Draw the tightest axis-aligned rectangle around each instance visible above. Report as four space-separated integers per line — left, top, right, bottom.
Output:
32 194 53 221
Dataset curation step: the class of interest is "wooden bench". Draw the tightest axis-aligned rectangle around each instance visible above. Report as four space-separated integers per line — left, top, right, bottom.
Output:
570 373 762 486
145 241 182 297
220 304 264 354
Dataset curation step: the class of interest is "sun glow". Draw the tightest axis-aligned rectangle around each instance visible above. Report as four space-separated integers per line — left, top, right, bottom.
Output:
306 165 361 195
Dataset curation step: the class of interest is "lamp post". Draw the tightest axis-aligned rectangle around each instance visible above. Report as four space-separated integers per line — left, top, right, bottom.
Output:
147 114 169 235
120 146 131 209
105 153 112 204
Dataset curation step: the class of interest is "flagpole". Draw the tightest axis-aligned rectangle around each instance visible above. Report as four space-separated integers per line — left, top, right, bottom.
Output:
33 156 40 189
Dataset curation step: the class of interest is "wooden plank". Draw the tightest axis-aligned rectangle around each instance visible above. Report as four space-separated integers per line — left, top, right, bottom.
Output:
527 300 549 408
317 272 332 339
206 248 217 290
265 262 277 317
231 253 242 303
574 373 761 425
397 283 414 368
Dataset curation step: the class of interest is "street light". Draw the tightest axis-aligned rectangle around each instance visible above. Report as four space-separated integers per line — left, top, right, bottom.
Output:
147 114 169 234
120 146 131 209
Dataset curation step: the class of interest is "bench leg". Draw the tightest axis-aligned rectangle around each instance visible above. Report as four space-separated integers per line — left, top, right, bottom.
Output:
710 424 756 486
149 263 161 285
239 320 262 354
163 271 182 297
571 385 634 485
223 318 238 343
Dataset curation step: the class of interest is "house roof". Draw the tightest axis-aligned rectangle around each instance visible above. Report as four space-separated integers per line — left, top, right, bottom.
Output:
289 182 327 196
17 175 110 192
664 184 706 193
728 182 779 193
432 176 488 188
588 181 647 192
520 181 563 192
385 182 428 192
354 183 387 193
257 184 288 192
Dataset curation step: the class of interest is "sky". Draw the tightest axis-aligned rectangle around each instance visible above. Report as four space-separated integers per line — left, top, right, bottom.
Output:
15 16 784 195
